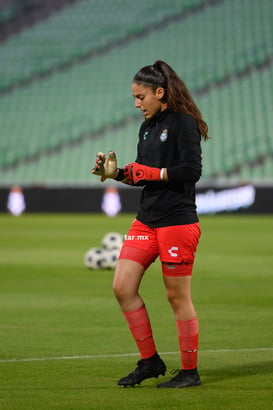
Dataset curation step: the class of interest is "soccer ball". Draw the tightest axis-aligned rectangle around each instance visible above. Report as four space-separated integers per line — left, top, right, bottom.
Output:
101 232 124 250
84 247 107 270
102 248 121 269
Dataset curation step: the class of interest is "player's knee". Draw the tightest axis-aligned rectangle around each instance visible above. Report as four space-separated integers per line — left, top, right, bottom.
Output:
165 286 183 306
112 278 126 301
112 270 136 303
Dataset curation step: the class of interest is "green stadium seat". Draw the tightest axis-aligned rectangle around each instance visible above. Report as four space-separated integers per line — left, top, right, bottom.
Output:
0 0 272 185
0 0 206 91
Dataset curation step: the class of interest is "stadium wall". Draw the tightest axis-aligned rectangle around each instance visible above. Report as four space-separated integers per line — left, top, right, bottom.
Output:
0 185 272 215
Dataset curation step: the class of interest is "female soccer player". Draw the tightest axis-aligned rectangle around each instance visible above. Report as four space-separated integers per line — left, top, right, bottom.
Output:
91 60 208 388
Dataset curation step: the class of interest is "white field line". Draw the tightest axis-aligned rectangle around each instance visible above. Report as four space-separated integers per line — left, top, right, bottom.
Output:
0 347 272 364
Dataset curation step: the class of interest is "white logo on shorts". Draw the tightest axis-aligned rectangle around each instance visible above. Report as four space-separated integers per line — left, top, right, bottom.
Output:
168 246 179 257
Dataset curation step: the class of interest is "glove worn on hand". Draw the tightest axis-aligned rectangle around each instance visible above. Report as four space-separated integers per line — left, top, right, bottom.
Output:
123 162 161 185
91 151 117 182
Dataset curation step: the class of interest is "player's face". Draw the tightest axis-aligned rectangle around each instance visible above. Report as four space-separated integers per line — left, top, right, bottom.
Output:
132 82 166 120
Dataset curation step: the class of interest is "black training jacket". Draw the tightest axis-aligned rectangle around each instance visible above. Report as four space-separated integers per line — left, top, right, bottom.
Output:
134 109 202 227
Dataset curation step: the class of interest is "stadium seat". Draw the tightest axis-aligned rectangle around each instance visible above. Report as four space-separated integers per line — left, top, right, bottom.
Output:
0 0 272 185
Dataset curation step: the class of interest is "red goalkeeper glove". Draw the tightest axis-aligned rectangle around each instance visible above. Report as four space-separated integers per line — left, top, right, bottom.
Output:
123 162 161 185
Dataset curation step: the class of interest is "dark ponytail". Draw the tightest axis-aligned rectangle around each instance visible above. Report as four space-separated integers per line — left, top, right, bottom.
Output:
133 60 209 140
133 62 166 89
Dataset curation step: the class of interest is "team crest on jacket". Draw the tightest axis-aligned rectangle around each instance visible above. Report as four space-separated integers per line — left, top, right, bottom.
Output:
160 129 168 142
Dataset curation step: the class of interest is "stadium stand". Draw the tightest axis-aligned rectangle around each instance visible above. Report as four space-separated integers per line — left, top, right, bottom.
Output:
200 64 273 181
0 0 272 186
0 0 78 42
0 0 207 92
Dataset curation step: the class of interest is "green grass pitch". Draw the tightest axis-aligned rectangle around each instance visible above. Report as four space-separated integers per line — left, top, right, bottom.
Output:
0 213 272 410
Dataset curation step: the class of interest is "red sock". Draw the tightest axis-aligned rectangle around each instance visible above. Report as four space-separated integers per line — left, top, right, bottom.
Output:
122 305 156 359
176 317 199 370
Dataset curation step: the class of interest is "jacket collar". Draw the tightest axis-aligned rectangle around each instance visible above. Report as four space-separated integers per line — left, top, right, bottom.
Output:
145 108 169 126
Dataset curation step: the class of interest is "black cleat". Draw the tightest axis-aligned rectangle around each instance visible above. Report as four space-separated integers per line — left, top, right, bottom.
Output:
117 354 166 387
157 368 201 388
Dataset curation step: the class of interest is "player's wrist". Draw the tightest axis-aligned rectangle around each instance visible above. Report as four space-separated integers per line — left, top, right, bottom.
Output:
114 168 125 181
148 166 160 181
123 163 163 184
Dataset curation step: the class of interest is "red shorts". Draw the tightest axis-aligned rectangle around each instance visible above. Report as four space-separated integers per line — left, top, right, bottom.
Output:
119 219 201 276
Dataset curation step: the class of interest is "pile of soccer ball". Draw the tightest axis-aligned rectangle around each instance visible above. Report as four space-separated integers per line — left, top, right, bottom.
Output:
84 232 124 270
